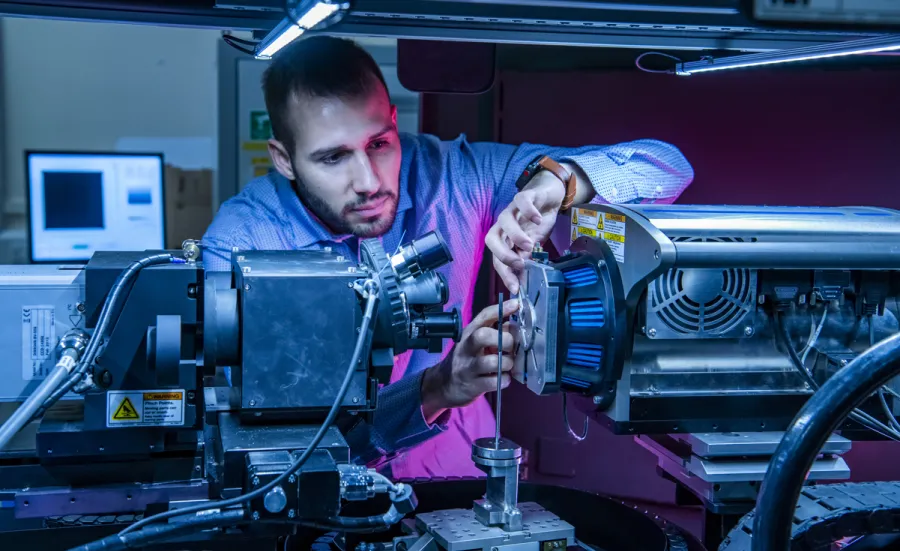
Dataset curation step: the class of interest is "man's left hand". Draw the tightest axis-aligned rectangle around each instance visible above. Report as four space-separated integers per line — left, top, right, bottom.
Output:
485 170 566 294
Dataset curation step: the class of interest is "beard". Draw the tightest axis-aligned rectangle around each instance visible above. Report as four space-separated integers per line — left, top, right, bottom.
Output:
292 175 399 238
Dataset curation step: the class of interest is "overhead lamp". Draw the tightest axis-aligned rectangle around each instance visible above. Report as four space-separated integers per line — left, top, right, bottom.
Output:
676 34 900 76
255 1 350 60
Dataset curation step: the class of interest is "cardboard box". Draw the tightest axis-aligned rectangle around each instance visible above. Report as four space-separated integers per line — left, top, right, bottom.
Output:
164 166 214 249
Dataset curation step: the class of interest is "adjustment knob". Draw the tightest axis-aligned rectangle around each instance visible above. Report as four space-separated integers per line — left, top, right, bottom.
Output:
263 485 287 513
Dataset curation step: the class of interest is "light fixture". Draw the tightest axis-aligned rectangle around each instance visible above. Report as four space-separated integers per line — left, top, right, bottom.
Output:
255 1 350 60
676 34 900 76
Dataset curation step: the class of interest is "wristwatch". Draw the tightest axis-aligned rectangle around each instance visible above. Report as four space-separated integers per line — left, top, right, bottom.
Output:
514 155 578 211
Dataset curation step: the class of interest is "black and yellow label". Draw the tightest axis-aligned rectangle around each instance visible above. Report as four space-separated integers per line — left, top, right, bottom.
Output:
112 398 140 420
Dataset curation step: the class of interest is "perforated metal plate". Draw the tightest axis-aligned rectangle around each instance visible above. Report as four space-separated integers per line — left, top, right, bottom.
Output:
414 502 575 551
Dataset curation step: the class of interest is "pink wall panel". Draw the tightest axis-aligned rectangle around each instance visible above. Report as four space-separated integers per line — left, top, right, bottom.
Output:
499 68 900 207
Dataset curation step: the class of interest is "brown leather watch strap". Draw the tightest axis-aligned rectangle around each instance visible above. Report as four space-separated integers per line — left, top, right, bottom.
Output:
536 156 578 211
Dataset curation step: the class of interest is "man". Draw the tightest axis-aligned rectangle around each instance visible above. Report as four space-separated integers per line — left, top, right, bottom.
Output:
202 36 694 479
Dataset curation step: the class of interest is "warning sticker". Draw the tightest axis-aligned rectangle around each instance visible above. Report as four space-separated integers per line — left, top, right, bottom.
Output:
112 398 139 420
22 306 56 381
601 213 627 263
107 390 185 427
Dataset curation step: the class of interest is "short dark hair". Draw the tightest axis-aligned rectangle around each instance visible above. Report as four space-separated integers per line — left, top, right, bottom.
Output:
262 35 389 150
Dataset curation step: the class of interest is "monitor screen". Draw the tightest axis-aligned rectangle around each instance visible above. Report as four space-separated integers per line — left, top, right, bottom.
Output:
26 152 165 263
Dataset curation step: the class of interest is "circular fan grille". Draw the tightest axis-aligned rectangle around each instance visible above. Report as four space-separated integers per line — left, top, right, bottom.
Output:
650 237 754 336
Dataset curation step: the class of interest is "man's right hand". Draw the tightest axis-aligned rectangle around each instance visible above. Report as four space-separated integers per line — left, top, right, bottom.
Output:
420 299 519 424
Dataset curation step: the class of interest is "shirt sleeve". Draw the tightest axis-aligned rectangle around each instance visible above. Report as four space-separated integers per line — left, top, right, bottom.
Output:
343 370 451 468
439 135 694 225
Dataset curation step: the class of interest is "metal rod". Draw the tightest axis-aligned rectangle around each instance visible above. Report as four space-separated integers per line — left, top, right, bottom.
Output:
674 242 900 269
495 292 503 449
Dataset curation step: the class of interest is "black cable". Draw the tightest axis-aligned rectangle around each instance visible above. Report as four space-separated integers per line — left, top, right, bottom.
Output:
222 34 258 46
30 254 177 421
635 52 681 74
67 509 246 551
118 285 380 536
222 35 256 56
752 331 900 551
775 313 900 440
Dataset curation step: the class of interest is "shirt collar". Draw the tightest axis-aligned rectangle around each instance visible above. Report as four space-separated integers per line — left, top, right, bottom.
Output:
274 169 413 249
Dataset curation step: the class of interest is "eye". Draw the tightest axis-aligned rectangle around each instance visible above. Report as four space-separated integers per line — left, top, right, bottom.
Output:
321 152 347 165
369 139 389 151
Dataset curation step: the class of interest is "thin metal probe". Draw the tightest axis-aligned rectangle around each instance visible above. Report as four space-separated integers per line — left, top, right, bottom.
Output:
495 292 504 449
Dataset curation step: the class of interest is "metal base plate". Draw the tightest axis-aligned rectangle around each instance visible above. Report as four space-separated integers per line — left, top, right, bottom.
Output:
415 503 574 551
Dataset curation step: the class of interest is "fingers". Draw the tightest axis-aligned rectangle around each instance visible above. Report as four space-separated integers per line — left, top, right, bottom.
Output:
475 372 512 395
474 353 515 376
493 256 521 294
467 326 516 356
470 299 520 330
485 224 525 272
497 209 534 252
513 189 543 225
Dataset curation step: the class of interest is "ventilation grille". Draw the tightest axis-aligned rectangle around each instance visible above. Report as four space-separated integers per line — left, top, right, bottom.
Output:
567 343 603 371
570 299 605 328
648 237 756 337
561 376 591 389
562 266 598 288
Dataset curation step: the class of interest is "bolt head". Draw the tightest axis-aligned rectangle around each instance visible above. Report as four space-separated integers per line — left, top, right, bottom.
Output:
593 395 603 405
249 399 256 406
252 511 260 520
648 328 657 338
744 326 754 336
288 509 297 519
252 476 260 486
288 475 296 484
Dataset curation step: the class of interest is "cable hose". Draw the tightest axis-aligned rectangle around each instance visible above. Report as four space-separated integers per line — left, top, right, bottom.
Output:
116 283 380 537
752 331 900 551
67 509 246 550
31 253 176 420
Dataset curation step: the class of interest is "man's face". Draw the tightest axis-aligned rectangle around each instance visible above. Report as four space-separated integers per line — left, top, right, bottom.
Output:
268 84 401 238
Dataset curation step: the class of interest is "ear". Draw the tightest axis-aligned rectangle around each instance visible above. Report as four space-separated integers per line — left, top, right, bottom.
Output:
391 104 397 127
268 139 296 181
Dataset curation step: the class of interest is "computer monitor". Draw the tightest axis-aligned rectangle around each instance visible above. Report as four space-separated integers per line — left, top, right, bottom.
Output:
26 151 166 263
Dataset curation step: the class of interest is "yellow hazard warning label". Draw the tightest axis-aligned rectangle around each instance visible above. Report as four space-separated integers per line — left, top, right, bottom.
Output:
570 208 627 264
107 389 186 428
112 397 139 420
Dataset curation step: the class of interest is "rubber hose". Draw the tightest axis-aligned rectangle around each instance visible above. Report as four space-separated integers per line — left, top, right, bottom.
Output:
752 331 900 551
67 509 246 551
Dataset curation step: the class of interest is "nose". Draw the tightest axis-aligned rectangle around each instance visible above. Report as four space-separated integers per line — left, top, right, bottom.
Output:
350 153 379 195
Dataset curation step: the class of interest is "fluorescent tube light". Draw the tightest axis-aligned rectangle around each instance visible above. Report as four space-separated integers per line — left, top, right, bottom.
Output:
255 1 348 60
676 34 900 76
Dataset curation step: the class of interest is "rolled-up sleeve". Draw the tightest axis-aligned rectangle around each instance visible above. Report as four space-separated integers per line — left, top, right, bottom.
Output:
440 136 693 226
560 138 695 205
344 370 451 468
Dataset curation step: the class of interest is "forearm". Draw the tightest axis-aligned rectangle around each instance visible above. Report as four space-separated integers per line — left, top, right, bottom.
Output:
344 370 449 467
560 139 694 205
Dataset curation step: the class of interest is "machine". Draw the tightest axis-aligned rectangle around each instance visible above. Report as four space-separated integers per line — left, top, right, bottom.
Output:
2 204 900 550
0 231 478 550
512 203 900 547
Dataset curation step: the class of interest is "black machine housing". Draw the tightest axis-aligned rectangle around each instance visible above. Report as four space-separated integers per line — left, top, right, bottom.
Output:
3 231 461 547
